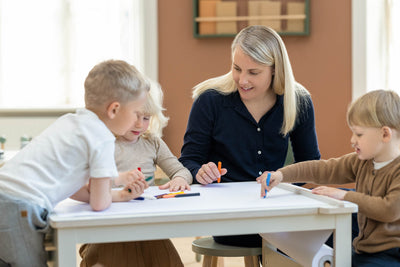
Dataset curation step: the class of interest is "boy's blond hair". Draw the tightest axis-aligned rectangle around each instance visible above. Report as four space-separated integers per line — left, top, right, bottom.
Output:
84 60 150 110
141 81 169 138
347 89 400 131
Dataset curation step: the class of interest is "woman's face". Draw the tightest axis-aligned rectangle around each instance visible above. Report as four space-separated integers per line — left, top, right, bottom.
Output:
232 47 274 102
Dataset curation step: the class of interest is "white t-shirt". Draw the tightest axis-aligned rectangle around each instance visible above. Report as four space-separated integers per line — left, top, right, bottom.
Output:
0 108 118 210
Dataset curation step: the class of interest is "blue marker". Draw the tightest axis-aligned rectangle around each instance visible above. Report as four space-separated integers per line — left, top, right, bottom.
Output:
134 195 156 200
264 173 271 198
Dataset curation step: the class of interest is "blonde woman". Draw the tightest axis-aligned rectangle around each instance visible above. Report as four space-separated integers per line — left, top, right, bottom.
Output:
179 25 320 248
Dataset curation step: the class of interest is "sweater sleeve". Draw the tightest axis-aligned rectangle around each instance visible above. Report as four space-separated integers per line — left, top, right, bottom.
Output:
278 153 358 185
155 138 193 184
344 169 400 222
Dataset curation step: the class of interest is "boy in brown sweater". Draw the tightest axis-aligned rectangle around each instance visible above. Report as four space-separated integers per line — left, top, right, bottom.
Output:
259 90 400 266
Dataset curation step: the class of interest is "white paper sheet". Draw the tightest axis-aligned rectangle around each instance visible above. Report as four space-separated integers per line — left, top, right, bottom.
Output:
260 230 333 267
52 183 333 218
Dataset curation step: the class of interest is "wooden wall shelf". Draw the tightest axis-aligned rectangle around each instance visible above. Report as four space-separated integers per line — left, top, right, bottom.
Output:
193 0 310 38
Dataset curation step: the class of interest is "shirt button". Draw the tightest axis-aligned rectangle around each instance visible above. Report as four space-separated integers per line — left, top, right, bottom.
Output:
258 150 262 155
259 171 263 175
257 128 261 132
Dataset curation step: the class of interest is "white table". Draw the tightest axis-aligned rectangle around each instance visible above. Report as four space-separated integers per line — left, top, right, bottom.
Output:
50 182 357 267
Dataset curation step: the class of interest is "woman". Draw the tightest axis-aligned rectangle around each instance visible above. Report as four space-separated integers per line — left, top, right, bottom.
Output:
179 25 320 248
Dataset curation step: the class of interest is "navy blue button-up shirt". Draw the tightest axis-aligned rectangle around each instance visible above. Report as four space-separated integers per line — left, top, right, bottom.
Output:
179 90 320 183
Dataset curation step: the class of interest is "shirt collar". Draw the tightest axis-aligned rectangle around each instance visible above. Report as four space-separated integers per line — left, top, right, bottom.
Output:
222 91 283 109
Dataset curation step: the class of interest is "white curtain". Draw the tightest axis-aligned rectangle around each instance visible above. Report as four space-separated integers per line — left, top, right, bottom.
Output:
0 0 150 109
386 0 400 92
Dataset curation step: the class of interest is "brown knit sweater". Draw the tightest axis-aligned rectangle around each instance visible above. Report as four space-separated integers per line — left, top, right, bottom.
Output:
278 152 400 253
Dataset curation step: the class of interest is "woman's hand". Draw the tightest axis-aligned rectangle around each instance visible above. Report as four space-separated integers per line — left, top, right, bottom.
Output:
311 186 347 200
158 177 191 191
257 171 283 198
196 162 227 185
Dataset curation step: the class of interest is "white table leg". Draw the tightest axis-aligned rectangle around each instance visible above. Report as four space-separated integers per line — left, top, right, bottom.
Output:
54 229 77 267
334 214 352 267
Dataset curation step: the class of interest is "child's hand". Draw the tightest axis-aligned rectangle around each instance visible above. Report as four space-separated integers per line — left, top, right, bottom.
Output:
311 186 347 200
196 162 227 185
158 177 191 192
121 178 149 200
257 171 283 198
115 169 145 186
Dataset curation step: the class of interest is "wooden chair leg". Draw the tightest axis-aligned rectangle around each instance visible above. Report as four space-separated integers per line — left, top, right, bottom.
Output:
211 256 219 267
202 256 224 267
202 255 213 267
217 257 224 267
244 255 259 267
195 236 202 262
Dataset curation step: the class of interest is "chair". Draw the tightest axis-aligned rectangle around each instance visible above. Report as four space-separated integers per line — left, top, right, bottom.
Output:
192 237 261 267
45 229 56 267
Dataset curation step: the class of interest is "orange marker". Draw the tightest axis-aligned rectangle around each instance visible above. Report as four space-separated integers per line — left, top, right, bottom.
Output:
155 191 184 199
217 161 222 183
162 192 200 198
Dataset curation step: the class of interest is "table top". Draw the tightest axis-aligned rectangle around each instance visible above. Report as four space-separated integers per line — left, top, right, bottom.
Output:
50 182 357 228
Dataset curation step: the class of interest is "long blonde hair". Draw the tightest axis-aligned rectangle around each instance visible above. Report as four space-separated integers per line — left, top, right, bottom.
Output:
193 26 309 135
141 81 169 138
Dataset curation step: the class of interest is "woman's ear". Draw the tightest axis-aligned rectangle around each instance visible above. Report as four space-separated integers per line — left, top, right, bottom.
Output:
382 126 392 143
106 101 120 119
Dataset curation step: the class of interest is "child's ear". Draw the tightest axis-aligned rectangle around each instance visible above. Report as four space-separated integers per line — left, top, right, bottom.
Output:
106 101 121 119
382 126 392 142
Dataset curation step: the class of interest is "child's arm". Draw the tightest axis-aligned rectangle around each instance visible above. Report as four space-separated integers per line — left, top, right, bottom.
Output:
154 137 194 190
258 171 349 200
114 169 145 186
70 177 148 211
311 186 348 200
158 176 191 191
258 171 283 198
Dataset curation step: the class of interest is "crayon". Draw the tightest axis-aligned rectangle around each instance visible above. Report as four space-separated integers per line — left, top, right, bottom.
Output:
155 191 184 199
134 195 157 200
217 161 222 183
162 192 200 198
264 173 271 199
